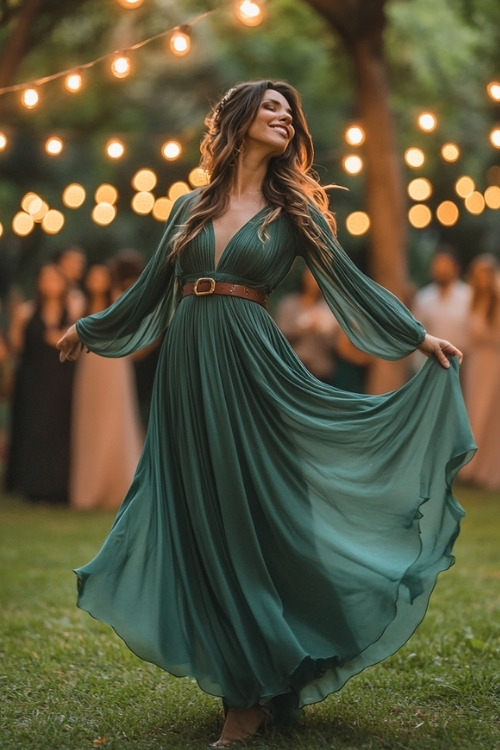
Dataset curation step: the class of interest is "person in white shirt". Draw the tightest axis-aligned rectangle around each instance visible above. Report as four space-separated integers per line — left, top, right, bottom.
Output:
412 246 471 371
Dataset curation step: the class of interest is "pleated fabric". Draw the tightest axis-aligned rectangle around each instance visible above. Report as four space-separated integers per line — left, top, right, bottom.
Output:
75 191 475 720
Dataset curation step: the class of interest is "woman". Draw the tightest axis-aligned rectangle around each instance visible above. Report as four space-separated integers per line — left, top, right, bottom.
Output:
460 254 500 489
70 263 143 510
58 81 474 747
7 263 75 503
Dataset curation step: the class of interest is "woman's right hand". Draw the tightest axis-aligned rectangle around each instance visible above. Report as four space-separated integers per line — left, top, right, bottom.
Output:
57 324 84 362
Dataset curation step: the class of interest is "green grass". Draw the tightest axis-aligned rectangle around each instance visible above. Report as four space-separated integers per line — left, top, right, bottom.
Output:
1 487 499 750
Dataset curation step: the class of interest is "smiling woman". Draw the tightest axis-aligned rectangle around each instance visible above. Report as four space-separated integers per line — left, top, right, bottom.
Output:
56 80 475 749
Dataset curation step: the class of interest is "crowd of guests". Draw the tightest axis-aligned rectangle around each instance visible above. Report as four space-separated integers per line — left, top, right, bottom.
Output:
0 246 159 508
0 242 498 506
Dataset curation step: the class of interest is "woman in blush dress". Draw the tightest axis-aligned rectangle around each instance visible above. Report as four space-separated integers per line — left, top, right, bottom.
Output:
460 254 500 490
70 263 143 510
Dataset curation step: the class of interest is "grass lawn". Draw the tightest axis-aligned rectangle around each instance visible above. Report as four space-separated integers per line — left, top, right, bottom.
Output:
0 486 499 750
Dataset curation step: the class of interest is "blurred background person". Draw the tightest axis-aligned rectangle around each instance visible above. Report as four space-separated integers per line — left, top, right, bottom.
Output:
54 245 87 322
5 263 75 504
70 262 144 510
460 254 500 490
412 245 471 372
274 265 339 384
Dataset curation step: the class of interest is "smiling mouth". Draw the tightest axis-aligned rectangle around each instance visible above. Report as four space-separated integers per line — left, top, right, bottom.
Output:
271 125 289 139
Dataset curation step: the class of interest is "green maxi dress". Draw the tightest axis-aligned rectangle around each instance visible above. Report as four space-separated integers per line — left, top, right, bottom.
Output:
75 190 475 717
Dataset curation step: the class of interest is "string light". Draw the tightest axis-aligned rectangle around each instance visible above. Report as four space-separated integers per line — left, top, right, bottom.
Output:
169 27 191 56
168 181 190 201
110 54 132 79
95 184 118 203
152 197 173 221
132 191 155 214
484 185 500 209
31 200 49 222
0 132 7 150
345 125 365 146
106 139 125 159
342 155 363 175
116 0 146 7
12 212 35 236
487 82 500 102
436 201 459 226
188 167 209 187
161 140 182 160
22 88 39 109
417 112 437 132
407 178 432 201
236 0 265 26
42 209 65 234
455 176 475 198
0 222 3 238
464 192 485 215
490 127 500 149
45 137 64 156
92 202 116 226
408 204 432 229
346 211 370 236
404 147 425 168
132 169 157 191
441 143 460 162
63 184 86 208
64 72 83 93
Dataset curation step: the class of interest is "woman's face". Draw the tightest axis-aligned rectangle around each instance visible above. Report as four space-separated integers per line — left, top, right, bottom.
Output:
471 261 495 291
244 89 295 157
85 265 111 295
37 265 67 299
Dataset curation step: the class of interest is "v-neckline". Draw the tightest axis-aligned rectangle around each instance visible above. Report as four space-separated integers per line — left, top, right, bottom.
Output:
210 206 269 271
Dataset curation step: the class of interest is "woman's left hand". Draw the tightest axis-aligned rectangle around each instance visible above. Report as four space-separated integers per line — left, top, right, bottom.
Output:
417 333 463 369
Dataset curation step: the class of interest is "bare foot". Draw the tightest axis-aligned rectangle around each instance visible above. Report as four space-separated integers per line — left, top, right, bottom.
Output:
208 705 269 748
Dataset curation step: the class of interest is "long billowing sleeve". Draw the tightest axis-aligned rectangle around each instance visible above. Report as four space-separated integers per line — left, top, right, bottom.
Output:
300 206 426 360
76 193 194 357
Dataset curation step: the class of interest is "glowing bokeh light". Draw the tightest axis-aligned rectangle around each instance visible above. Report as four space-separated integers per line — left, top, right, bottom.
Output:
152 197 173 221
21 192 39 212
132 169 157 192
0 132 7 150
236 0 264 26
168 182 190 201
188 167 210 187
455 176 475 199
92 203 116 226
407 178 432 201
489 128 500 149
484 185 500 209
161 140 182 160
116 0 145 7
63 184 86 209
64 72 83 92
464 191 485 215
417 112 437 132
487 82 500 101
408 204 432 229
106 139 125 159
441 143 460 162
31 200 49 222
42 209 65 234
110 54 132 79
45 137 63 156
12 212 35 236
132 191 155 214
342 155 363 175
346 211 370 236
436 201 459 226
345 125 365 146
22 88 39 109
169 27 191 56
404 147 425 168
95 184 118 204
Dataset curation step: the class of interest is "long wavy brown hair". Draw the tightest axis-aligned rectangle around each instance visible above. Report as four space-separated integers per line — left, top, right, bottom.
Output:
169 80 337 261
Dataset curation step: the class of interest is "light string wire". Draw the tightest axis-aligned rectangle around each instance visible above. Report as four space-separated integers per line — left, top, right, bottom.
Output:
0 8 215 96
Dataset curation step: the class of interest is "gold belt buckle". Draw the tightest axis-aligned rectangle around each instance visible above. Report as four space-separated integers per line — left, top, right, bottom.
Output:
193 277 216 296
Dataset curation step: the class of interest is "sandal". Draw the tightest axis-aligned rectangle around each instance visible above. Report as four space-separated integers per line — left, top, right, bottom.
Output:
207 705 272 748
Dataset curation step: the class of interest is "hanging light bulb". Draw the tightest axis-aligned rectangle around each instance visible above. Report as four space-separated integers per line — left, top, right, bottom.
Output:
45 137 64 156
22 87 39 109
417 112 437 132
161 140 182 160
0 132 7 150
345 125 365 146
487 82 500 102
64 71 83 93
236 0 265 26
116 0 145 7
110 53 132 79
169 26 191 56
106 139 125 159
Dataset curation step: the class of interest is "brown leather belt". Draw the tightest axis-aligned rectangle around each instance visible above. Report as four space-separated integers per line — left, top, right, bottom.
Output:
182 277 268 308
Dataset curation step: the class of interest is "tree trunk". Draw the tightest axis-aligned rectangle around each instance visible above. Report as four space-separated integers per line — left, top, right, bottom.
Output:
0 0 44 90
302 0 410 393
